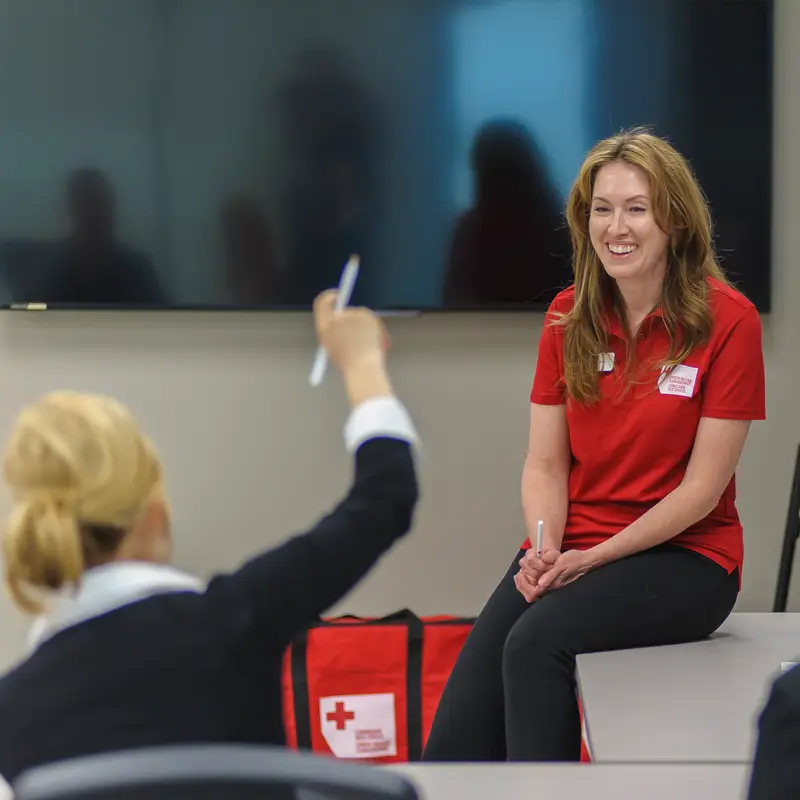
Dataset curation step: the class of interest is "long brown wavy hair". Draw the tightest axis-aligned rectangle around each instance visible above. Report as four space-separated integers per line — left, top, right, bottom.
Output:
559 127 730 405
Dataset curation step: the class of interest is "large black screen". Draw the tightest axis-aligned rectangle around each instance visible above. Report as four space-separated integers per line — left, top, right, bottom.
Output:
0 0 773 311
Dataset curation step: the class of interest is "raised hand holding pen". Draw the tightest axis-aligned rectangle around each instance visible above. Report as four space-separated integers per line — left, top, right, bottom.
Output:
309 255 360 387
312 290 393 406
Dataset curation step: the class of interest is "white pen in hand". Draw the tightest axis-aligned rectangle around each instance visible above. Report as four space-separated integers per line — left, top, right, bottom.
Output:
309 254 360 387
536 519 544 558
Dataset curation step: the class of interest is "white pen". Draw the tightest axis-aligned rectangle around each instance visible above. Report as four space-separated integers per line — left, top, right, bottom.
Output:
309 254 360 387
536 519 544 558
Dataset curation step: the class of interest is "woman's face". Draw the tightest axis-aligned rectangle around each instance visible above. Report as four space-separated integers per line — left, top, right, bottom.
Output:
589 161 670 286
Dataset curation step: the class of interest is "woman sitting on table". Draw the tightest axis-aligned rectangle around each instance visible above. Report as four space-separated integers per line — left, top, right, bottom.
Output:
0 290 419 785
423 127 766 763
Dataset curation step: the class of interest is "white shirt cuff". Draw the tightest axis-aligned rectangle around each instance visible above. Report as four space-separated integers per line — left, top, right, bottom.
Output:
344 396 419 453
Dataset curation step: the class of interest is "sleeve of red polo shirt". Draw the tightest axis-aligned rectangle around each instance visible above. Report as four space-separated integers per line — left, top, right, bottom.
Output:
701 304 766 420
530 304 566 405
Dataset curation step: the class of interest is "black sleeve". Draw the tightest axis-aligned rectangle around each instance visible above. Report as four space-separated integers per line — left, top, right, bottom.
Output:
748 668 800 799
207 436 418 644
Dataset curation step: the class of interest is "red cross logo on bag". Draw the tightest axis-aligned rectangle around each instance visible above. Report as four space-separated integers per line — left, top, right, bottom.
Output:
326 701 355 730
319 694 398 759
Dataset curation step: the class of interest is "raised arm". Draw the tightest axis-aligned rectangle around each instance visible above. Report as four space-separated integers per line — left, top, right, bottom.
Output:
208 292 420 643
222 400 417 641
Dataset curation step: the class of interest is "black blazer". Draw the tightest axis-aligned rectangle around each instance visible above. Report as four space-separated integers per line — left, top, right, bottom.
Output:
0 434 417 785
749 664 800 799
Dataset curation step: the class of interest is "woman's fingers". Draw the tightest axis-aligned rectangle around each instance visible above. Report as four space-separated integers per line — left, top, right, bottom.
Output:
514 571 537 603
519 552 547 576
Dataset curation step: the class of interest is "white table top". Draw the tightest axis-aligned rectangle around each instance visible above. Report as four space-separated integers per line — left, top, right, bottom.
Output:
389 763 750 799
576 612 800 763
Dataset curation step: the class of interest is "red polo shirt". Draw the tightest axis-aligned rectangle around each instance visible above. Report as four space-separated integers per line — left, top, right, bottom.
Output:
522 278 765 580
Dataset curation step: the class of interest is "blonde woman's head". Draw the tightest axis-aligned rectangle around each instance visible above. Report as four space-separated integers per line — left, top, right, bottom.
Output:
2 392 170 614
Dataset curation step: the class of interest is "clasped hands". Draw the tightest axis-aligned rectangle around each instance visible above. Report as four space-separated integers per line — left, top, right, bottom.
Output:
514 547 595 603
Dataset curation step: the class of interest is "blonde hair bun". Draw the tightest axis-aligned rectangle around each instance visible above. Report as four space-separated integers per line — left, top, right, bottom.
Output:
4 493 82 613
2 391 162 614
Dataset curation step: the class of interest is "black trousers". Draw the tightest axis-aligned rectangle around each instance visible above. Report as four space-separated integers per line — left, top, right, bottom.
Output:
422 544 739 762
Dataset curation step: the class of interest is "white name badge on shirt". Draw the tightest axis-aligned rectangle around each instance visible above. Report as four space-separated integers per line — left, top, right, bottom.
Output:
658 364 699 397
598 353 615 372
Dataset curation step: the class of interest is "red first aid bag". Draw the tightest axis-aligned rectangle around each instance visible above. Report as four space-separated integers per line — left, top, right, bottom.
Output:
282 609 592 763
282 610 473 763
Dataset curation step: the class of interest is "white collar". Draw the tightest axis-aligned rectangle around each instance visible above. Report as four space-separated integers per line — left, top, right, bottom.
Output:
28 561 205 650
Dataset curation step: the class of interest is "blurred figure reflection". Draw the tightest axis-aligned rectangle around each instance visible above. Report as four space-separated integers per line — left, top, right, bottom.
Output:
443 119 569 308
34 168 165 306
220 195 280 305
277 45 381 306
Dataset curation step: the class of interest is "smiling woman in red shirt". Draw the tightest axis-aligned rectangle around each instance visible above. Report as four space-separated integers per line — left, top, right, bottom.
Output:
423 127 766 763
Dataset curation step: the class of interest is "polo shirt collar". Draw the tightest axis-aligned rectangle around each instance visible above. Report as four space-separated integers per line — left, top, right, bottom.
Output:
604 295 664 340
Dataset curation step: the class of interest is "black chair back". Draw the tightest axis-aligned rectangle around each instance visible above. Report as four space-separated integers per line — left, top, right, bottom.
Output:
13 744 420 800
774 444 800 612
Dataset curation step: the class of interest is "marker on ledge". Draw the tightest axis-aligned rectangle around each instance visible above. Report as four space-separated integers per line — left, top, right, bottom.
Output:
536 520 544 558
309 254 360 387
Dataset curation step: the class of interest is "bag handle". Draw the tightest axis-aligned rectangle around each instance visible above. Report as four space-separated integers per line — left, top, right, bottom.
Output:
312 609 421 627
404 611 424 761
290 629 313 750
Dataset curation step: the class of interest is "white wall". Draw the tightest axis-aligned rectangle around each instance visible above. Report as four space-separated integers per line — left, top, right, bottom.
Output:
0 0 795 670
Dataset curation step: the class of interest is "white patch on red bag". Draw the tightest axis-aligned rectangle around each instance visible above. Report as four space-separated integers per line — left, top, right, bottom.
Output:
319 693 397 759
